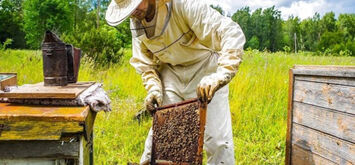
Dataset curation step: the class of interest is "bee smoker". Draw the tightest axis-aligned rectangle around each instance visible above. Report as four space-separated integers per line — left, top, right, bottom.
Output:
41 31 81 86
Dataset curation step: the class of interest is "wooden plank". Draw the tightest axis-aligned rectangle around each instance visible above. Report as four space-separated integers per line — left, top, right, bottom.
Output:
0 120 83 140
293 80 355 114
0 81 95 99
84 110 96 141
0 103 89 122
293 65 355 78
293 102 355 143
286 69 295 165
295 75 355 87
0 73 17 91
0 140 79 158
0 159 68 164
291 144 337 165
292 124 355 164
79 135 93 165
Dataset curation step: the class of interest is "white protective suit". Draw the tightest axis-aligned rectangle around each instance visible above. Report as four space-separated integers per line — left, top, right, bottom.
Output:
129 0 245 164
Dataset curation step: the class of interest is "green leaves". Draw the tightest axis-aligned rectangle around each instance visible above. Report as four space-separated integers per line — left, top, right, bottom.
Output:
232 6 283 52
23 0 75 49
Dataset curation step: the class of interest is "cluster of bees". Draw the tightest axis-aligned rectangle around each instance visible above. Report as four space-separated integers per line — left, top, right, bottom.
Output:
153 102 201 163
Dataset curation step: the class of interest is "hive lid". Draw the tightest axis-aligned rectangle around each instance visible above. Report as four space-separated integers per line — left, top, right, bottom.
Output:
0 81 95 99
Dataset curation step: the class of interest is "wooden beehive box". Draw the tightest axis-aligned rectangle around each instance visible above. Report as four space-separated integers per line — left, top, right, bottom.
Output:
0 73 17 91
152 99 207 165
286 65 355 165
0 103 96 164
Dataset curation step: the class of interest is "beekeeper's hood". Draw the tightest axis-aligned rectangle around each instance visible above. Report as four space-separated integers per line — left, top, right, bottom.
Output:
105 0 142 26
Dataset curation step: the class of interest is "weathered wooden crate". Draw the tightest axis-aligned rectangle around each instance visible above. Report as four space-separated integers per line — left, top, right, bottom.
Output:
0 73 17 91
151 99 207 165
286 65 355 165
0 103 96 165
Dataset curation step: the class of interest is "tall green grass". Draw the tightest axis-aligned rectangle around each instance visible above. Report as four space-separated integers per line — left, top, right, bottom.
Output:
0 49 354 164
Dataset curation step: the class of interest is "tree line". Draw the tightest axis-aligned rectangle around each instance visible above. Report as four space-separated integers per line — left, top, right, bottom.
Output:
231 6 355 56
1 0 354 65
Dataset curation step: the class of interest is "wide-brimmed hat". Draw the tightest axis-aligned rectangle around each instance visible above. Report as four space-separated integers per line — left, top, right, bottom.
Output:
105 0 143 26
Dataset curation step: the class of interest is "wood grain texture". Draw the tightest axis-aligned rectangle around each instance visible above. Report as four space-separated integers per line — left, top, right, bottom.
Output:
293 102 355 143
286 69 295 165
79 135 93 165
295 75 355 87
197 102 207 163
0 103 90 122
0 120 83 140
84 111 96 141
0 81 94 99
292 65 355 78
292 124 354 164
0 73 17 91
293 80 355 114
291 144 337 165
0 103 91 140
0 140 79 158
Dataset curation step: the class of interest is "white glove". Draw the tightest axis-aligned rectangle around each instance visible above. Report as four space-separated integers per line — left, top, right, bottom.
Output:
197 73 232 103
145 90 163 112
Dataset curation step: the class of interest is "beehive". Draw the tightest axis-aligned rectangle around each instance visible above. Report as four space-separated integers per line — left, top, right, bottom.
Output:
0 73 17 91
286 65 355 165
0 103 96 165
152 99 207 164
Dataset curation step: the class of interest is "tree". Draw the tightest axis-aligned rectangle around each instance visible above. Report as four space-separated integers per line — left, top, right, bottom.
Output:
283 16 300 52
23 0 75 49
299 13 321 51
262 6 283 51
320 12 337 33
337 14 355 40
248 36 259 49
0 0 26 48
232 7 251 48
241 6 282 51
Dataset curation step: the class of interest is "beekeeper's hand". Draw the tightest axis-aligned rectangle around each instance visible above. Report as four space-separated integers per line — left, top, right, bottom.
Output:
197 73 231 103
145 90 163 112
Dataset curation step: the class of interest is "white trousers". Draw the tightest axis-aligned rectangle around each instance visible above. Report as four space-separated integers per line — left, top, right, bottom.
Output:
140 85 235 164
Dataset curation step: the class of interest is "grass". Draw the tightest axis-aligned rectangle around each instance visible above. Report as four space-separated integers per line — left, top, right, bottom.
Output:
0 49 354 164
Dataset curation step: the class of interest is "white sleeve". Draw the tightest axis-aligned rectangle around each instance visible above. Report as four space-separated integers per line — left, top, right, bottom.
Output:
177 0 246 80
130 37 162 94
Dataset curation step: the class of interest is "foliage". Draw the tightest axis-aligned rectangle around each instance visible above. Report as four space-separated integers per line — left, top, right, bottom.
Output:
0 0 25 48
62 6 131 65
23 0 75 49
1 1 355 62
320 12 337 32
0 38 13 50
248 36 259 49
232 6 283 51
337 14 355 40
62 23 126 65
1 50 354 164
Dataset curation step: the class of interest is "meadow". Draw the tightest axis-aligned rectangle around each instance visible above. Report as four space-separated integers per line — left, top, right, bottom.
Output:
0 49 354 164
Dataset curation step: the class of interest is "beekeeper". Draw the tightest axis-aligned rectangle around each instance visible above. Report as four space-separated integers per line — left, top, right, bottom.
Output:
106 0 245 164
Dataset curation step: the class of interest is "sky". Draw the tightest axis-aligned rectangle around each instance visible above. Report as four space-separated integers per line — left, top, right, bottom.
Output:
206 0 355 20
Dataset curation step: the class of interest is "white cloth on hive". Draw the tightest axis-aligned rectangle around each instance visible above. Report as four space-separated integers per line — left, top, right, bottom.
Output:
0 83 111 112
